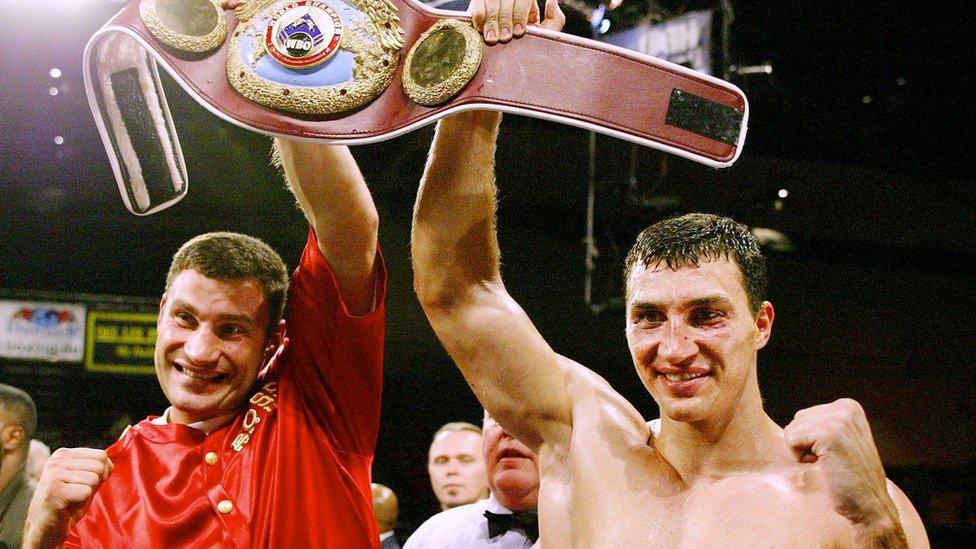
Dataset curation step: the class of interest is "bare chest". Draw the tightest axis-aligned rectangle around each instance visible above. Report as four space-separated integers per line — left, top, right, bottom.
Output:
668 477 854 548
541 454 853 548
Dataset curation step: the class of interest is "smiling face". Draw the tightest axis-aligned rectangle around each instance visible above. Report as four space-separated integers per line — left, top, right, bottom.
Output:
625 259 773 426
482 412 539 511
155 269 275 425
427 430 488 509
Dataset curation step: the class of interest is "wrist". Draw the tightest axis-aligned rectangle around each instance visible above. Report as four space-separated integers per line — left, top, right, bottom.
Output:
850 505 907 549
439 110 502 136
22 508 71 549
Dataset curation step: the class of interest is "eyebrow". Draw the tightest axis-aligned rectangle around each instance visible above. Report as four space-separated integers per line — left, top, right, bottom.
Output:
630 295 734 313
169 300 257 326
629 301 662 314
687 295 734 309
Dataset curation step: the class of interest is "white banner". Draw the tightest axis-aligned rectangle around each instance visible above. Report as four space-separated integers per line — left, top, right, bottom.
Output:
0 300 87 362
604 10 714 75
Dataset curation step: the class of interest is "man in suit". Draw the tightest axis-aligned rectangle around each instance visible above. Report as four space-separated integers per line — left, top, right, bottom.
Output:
0 384 37 549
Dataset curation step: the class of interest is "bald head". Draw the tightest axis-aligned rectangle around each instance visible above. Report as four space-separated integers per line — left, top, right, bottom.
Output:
28 439 51 481
427 422 488 510
371 483 398 534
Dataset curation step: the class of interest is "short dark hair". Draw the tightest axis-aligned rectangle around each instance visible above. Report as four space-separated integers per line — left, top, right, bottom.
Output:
0 383 37 452
167 232 289 338
624 213 767 314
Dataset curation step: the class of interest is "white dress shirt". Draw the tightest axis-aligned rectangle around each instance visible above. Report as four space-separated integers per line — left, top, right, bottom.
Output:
404 494 538 549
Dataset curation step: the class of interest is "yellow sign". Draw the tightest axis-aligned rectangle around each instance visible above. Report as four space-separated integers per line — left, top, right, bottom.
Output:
85 312 158 374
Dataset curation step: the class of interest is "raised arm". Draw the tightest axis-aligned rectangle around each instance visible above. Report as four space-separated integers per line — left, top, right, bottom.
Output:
412 0 572 452
411 109 573 452
274 139 379 315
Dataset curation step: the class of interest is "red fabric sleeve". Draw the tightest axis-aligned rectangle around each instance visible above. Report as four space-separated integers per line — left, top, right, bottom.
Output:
271 227 386 456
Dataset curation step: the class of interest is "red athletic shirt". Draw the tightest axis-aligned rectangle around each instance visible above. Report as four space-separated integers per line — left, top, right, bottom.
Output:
65 229 386 548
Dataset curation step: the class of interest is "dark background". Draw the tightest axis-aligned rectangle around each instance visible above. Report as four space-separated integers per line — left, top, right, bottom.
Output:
1 0 974 543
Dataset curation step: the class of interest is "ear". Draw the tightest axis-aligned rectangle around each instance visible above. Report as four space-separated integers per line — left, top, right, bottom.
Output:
263 320 287 362
754 301 774 350
1 425 25 453
158 293 168 323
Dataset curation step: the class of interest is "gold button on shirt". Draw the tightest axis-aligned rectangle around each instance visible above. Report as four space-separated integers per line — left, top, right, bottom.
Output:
217 500 233 514
205 452 219 465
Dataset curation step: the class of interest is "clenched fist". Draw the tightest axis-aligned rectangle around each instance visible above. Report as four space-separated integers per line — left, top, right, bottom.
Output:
23 447 113 549
784 398 909 546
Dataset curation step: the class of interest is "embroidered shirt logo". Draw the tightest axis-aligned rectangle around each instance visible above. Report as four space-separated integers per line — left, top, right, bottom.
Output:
232 382 279 452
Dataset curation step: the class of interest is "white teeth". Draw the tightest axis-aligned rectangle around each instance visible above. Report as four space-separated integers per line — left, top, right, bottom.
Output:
664 372 705 382
182 369 219 381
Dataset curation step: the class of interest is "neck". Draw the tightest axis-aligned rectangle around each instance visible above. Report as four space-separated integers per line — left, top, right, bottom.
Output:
0 450 25 490
654 379 790 482
493 486 538 512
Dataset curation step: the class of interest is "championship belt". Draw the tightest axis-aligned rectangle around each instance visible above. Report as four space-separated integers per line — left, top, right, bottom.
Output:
84 0 748 215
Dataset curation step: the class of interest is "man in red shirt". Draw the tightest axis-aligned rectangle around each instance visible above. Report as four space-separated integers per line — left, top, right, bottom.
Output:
24 137 385 548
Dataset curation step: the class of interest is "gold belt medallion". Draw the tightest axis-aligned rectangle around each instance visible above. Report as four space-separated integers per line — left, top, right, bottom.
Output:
402 19 483 107
140 0 228 53
227 0 404 115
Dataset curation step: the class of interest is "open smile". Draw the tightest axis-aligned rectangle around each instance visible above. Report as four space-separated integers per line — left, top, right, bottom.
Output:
662 371 707 382
656 370 711 397
174 364 227 382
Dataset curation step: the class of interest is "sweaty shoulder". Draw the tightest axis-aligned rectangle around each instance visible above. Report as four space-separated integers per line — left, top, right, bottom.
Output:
562 358 650 446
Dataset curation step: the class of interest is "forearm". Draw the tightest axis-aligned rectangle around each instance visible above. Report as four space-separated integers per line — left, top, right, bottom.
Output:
850 494 911 549
274 138 379 313
274 138 378 260
22 512 70 549
412 110 503 304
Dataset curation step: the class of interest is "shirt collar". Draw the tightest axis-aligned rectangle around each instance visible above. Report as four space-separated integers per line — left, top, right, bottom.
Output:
484 492 513 514
151 407 236 434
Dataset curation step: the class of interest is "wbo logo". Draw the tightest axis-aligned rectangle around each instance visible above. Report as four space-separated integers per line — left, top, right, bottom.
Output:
277 12 324 57
265 1 343 69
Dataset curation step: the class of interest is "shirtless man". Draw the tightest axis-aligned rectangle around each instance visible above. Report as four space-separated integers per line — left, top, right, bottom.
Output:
411 3 928 544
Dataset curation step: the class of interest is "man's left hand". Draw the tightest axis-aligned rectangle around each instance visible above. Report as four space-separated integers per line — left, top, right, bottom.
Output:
784 398 901 528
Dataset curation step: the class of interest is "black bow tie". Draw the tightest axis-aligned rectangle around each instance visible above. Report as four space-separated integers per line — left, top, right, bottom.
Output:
484 509 539 543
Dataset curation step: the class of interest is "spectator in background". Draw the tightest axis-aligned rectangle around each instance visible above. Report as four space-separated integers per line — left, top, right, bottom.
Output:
406 412 539 548
26 440 50 483
372 483 401 549
0 383 37 548
427 422 489 512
